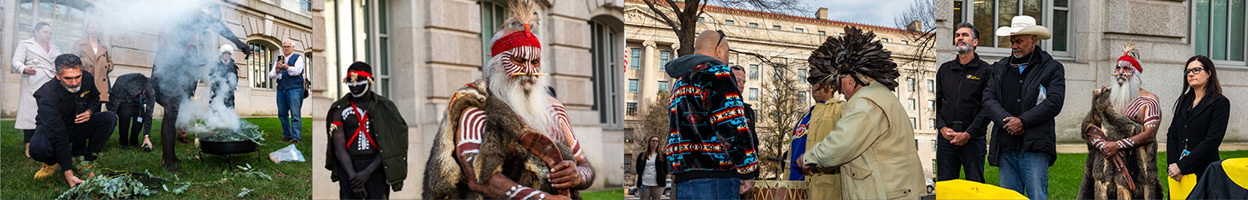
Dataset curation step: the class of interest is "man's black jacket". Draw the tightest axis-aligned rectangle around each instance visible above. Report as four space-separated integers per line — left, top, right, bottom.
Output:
982 46 1065 167
33 71 101 172
935 53 993 139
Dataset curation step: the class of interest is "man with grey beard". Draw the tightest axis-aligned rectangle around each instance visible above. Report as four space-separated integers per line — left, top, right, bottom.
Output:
1076 43 1163 199
29 54 116 188
423 2 593 199
934 22 992 183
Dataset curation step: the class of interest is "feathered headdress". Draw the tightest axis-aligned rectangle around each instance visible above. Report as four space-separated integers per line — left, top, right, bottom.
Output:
807 26 900 91
1117 42 1142 73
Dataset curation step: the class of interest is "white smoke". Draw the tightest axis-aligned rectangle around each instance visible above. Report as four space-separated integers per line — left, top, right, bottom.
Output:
91 0 250 132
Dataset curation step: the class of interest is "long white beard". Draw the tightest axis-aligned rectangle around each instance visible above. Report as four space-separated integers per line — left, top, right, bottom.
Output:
484 54 555 136
1109 73 1142 115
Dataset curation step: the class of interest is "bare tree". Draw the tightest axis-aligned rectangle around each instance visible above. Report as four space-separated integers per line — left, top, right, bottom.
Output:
893 0 939 107
894 0 939 64
631 90 673 154
639 0 803 56
735 50 807 180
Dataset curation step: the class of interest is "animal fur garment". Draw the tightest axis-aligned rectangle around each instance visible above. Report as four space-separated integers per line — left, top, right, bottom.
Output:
423 80 578 200
1077 88 1162 199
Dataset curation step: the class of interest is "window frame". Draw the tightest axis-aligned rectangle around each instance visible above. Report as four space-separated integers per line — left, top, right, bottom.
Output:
628 79 640 93
954 0 1074 59
1191 0 1248 67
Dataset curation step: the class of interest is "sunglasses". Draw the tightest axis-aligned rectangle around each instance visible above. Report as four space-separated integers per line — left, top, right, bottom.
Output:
1185 67 1206 75
715 30 725 47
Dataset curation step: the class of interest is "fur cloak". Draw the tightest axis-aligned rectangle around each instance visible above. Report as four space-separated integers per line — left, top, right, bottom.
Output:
423 80 577 199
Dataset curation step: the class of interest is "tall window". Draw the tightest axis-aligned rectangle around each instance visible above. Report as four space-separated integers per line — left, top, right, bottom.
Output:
658 81 669 91
910 118 917 129
481 1 509 64
928 100 936 111
929 119 936 130
249 42 277 89
748 64 759 79
908 98 916 110
797 68 807 81
630 48 642 70
591 19 624 127
659 51 671 71
907 78 916 91
749 88 759 101
302 0 313 11
14 0 87 51
366 0 391 96
628 79 639 93
956 0 1071 54
798 91 808 103
927 79 935 93
1194 0 1246 61
627 102 638 116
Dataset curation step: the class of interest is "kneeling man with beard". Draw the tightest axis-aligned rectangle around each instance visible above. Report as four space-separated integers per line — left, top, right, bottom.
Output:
29 54 116 188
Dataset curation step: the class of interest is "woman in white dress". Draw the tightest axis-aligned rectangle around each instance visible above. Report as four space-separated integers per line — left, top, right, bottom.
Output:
11 22 61 157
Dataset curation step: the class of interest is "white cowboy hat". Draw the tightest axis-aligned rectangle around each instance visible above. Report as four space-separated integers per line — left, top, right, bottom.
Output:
995 16 1051 40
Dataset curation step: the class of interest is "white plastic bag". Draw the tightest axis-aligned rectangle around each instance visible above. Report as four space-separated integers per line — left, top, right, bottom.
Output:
268 144 305 163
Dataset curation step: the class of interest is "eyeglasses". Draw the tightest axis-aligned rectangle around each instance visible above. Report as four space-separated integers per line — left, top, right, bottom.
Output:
1185 67 1206 75
715 30 725 47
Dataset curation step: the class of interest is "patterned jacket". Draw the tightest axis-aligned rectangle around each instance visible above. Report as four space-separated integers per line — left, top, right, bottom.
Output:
663 54 757 183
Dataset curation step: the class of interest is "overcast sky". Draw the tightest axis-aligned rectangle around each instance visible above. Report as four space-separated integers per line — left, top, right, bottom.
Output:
799 0 912 28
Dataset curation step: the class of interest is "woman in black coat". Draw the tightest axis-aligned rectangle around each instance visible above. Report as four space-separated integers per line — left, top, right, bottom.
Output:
634 136 669 200
1167 55 1230 182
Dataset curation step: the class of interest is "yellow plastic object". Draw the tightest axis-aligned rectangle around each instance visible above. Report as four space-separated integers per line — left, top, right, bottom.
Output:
936 179 1028 199
1222 158 1248 189
1168 174 1198 200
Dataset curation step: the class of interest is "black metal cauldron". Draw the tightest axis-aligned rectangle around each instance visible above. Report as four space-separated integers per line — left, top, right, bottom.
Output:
198 137 263 164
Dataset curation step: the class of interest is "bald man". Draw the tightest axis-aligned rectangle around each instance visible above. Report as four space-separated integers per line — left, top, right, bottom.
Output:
663 30 758 200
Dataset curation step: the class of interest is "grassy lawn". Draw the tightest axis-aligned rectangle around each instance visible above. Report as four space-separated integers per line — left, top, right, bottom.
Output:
582 188 625 200
1 118 312 199
965 150 1248 199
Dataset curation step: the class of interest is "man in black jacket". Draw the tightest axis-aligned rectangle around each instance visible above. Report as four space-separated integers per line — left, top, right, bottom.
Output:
935 23 993 183
983 16 1065 200
29 54 117 188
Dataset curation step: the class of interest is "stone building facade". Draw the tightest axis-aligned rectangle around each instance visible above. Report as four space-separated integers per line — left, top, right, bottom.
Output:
934 0 1247 149
0 0 315 117
309 0 626 198
622 0 941 181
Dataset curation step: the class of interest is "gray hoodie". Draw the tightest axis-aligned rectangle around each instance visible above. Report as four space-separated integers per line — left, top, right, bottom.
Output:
664 54 723 78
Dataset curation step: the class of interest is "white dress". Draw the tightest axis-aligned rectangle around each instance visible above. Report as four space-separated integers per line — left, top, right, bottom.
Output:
10 38 61 130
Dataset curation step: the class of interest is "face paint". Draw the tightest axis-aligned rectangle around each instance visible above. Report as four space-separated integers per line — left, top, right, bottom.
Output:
500 46 543 77
347 80 369 97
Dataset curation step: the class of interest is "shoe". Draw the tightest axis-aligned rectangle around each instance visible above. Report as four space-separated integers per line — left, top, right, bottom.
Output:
281 138 291 142
122 145 131 150
178 136 191 144
34 163 58 179
290 139 300 144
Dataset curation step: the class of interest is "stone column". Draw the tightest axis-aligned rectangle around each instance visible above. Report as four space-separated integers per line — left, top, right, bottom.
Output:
640 40 658 108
